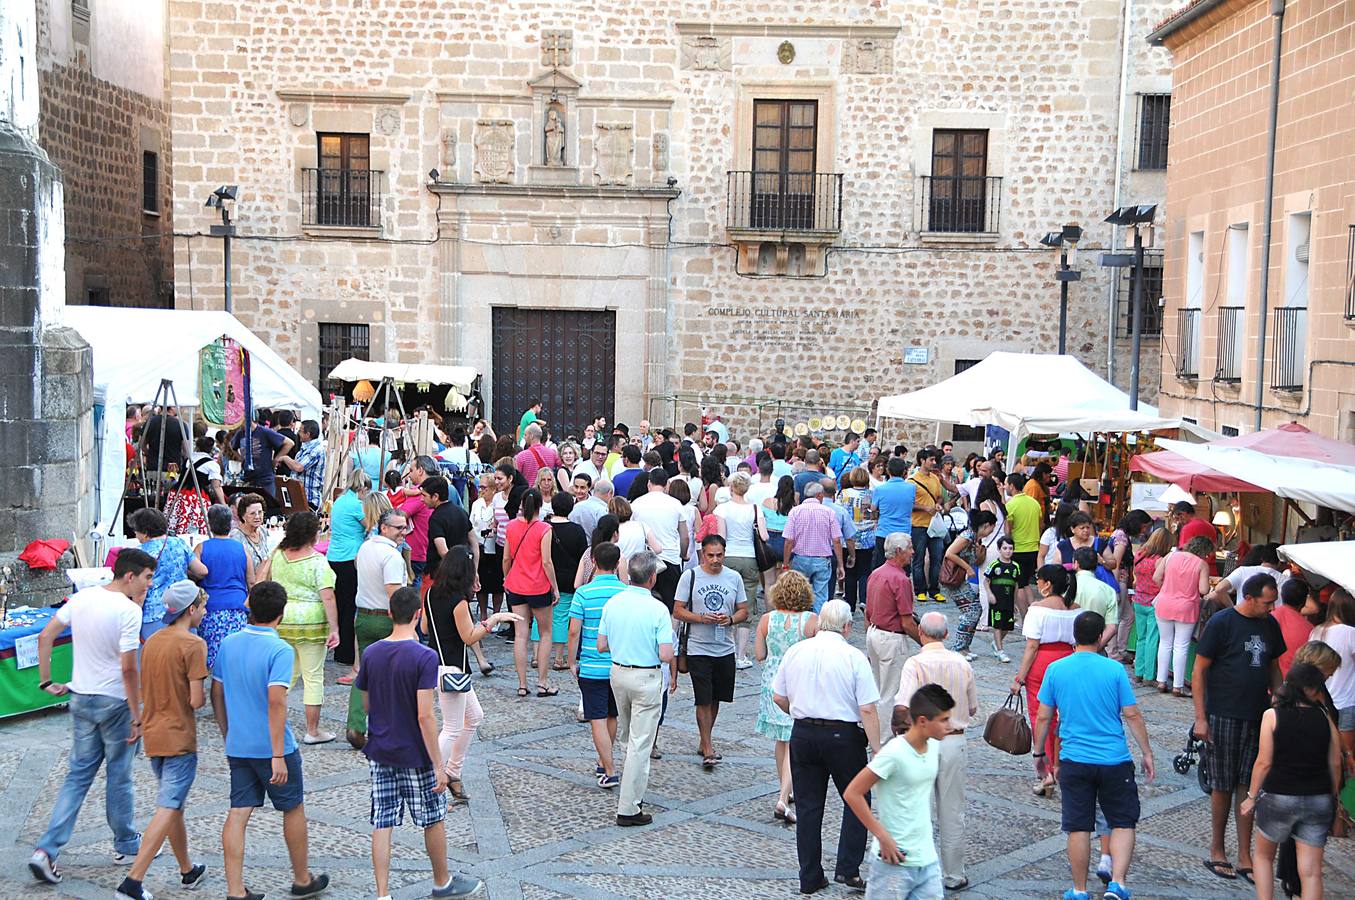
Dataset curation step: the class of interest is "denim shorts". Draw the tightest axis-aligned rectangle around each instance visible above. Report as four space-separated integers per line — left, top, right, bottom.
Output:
1255 791 1336 848
150 753 198 810
1338 705 1355 732
228 750 304 811
1058 760 1140 833
865 858 942 900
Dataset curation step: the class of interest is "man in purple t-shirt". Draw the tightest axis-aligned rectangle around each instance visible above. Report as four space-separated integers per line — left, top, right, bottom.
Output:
357 587 481 899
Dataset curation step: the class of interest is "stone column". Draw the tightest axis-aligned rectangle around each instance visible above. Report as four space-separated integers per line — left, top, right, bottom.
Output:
0 6 94 603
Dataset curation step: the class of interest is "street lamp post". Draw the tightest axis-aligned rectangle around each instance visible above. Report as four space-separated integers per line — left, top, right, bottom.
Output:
1040 225 1083 354
1101 204 1158 410
205 185 238 314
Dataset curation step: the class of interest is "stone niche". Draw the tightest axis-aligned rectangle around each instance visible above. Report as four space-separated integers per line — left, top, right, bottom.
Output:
527 69 581 185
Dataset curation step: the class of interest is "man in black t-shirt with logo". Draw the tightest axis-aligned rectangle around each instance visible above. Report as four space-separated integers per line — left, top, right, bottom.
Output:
1192 572 1283 883
419 476 476 585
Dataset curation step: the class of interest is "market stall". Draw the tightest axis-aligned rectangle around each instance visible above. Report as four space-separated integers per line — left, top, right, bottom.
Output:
1279 540 1355 594
0 607 71 719
64 307 323 536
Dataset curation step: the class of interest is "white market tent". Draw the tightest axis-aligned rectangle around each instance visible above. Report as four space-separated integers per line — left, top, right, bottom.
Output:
64 306 323 533
1154 438 1355 513
875 352 1183 451
1279 540 1355 594
326 358 478 393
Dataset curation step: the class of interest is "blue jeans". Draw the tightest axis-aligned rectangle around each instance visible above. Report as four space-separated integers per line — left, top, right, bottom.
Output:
792 555 832 612
37 692 140 860
910 526 945 596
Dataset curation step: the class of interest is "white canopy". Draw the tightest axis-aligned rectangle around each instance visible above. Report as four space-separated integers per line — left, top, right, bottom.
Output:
63 306 323 532
1280 541 1355 594
1154 438 1355 513
875 352 1181 448
327 358 478 394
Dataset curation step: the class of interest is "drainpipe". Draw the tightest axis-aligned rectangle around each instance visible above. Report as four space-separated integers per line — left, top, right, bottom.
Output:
1107 0 1135 382
1253 0 1286 431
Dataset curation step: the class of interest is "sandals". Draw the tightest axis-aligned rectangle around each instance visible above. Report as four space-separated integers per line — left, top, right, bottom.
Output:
479 663 495 676
1173 688 1193 698
702 756 720 769
447 778 469 803
774 801 796 824
1203 860 1237 880
550 662 570 671
1236 867 1255 885
336 673 356 686
536 685 559 697
516 687 530 698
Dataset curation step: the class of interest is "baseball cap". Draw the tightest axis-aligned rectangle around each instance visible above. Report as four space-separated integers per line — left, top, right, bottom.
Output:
161 580 202 625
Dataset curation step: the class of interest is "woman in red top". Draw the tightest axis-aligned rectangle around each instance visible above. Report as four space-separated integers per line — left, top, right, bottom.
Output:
502 488 560 697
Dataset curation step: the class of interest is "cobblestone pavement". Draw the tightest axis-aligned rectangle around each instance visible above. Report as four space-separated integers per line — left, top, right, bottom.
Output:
1 600 1352 899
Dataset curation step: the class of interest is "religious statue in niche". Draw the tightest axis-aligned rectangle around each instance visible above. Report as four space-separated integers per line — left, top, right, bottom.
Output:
441 129 457 171
543 103 566 166
594 122 633 186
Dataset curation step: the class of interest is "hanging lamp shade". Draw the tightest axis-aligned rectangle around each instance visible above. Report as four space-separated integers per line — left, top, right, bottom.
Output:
352 379 376 402
445 389 468 413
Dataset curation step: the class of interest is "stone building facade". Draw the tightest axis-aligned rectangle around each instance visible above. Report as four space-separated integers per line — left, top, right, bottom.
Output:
1150 0 1355 439
38 0 173 309
169 1 1176 441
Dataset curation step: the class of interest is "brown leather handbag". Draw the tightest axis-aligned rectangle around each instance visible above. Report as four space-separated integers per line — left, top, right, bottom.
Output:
983 692 1033 756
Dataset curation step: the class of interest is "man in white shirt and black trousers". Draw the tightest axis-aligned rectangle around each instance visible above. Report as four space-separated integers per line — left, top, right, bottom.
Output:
774 599 882 894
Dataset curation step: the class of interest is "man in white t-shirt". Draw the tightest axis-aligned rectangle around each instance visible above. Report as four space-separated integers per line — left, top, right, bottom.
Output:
1207 544 1289 608
630 469 690 610
574 442 609 485
29 549 156 884
957 459 993 510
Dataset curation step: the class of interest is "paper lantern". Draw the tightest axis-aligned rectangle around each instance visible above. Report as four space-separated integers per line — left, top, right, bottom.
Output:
352 379 376 402
445 389 467 413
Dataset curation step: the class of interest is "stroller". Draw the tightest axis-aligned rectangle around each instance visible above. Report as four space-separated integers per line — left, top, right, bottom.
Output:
1172 730 1210 795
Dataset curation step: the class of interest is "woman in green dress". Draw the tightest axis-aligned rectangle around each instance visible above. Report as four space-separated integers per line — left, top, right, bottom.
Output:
257 511 340 745
754 569 818 824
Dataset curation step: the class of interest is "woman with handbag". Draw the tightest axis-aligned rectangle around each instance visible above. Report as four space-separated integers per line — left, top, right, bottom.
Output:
760 475 796 591
715 472 770 668
939 510 997 657
840 467 877 612
426 545 521 803
1009 564 1080 797
503 489 562 698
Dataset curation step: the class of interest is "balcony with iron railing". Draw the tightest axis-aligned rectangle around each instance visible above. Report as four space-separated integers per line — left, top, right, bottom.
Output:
302 168 383 229
1215 306 1244 383
916 175 1002 237
1271 306 1307 391
1176 307 1201 379
726 171 843 235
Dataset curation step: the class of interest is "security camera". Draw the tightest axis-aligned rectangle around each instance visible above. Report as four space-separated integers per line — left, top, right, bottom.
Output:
428 169 440 182
666 176 678 187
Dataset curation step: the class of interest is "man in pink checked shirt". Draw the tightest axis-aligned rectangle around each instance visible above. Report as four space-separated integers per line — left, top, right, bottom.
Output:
782 482 844 613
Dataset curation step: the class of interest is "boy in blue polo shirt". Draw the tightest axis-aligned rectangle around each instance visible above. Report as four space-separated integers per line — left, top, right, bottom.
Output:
211 581 329 900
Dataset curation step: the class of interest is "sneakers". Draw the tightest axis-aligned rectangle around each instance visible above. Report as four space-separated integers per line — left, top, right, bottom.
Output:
115 877 154 900
597 773 620 789
113 834 163 865
1061 891 1090 900
735 656 753 670
995 649 1011 663
962 652 977 662
181 863 207 887
1097 856 1113 885
28 849 60 884
301 729 337 744
431 873 484 897
289 871 330 896
1104 881 1131 900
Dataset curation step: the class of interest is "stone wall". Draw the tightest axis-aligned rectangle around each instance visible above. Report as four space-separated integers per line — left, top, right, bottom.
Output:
169 0 1176 442
1154 0 1355 439
36 0 173 309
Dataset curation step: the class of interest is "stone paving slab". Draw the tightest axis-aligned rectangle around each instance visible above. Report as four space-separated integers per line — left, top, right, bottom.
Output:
0 601 1351 899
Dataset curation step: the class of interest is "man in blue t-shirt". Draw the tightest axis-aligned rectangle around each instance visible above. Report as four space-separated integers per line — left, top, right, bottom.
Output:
568 542 629 787
357 587 482 900
871 456 916 568
1034 611 1155 900
211 582 329 900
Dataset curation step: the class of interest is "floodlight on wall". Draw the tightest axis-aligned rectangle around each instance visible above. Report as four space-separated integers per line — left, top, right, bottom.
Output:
1103 204 1157 410
1104 204 1156 227
1040 224 1083 354
204 186 240 313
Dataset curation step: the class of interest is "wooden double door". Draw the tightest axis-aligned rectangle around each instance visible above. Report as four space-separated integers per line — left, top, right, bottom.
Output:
491 308 616 440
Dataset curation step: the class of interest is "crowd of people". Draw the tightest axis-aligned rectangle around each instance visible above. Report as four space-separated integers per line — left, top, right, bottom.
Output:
25 403 1355 899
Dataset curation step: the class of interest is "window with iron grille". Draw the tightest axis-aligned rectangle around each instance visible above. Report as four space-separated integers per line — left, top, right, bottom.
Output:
142 151 159 213
1345 225 1355 319
313 133 374 227
952 359 986 443
1136 94 1171 171
1221 425 1239 437
317 323 370 394
1117 251 1164 337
